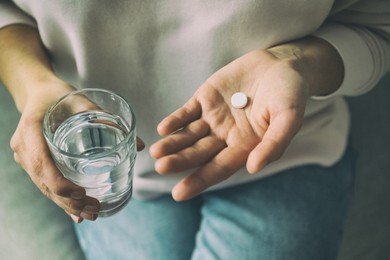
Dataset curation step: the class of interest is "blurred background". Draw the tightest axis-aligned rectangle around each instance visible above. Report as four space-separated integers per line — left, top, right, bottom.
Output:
338 72 390 259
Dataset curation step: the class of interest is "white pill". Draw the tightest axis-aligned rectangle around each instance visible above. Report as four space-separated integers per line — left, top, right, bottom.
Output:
231 92 248 109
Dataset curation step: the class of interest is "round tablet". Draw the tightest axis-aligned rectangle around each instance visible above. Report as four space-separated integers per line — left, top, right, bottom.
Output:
231 92 248 109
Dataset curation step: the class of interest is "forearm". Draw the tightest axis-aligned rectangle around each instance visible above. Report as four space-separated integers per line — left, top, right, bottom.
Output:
268 36 344 98
0 24 70 112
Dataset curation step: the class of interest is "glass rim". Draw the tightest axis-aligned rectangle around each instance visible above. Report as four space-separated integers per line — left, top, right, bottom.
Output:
43 88 136 160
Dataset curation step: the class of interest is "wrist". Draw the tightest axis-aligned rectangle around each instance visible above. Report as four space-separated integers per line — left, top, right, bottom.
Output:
0 24 74 112
267 36 344 97
17 77 75 114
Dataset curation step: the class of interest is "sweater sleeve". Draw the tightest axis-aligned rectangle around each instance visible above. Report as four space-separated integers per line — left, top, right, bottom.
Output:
312 0 390 99
0 0 36 29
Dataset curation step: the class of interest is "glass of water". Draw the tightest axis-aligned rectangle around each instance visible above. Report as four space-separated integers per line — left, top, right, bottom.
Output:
43 88 137 217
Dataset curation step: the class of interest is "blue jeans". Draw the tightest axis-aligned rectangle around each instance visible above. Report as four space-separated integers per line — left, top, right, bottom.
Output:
75 147 355 260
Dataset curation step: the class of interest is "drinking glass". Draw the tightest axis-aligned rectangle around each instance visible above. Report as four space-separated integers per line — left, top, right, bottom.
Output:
43 88 136 217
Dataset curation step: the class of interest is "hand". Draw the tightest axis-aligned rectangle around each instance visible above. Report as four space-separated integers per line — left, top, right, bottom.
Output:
0 25 146 223
10 81 100 223
151 50 307 201
10 81 145 223
150 37 343 201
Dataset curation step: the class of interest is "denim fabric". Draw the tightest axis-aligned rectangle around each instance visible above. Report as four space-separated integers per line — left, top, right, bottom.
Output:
75 147 355 260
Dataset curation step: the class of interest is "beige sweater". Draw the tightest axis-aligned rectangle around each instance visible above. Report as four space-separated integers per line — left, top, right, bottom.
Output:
1 0 389 199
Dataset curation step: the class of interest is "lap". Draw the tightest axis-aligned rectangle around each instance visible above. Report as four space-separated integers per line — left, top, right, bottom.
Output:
194 150 355 260
75 147 356 260
75 195 203 260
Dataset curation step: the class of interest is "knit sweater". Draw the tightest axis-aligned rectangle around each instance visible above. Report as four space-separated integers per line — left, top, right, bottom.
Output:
1 0 389 199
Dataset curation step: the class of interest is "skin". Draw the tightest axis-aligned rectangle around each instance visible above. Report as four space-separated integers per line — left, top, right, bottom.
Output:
0 25 145 223
0 24 343 220
150 37 344 201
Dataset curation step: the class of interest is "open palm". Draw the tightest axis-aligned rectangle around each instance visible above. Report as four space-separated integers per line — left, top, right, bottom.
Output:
150 50 310 201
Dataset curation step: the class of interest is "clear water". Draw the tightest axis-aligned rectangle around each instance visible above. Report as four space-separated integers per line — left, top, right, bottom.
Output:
53 111 135 216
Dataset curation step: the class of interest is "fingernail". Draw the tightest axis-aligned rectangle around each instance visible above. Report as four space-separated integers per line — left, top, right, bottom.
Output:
83 205 99 214
80 205 99 221
137 137 145 151
80 211 98 221
70 214 83 224
71 190 85 199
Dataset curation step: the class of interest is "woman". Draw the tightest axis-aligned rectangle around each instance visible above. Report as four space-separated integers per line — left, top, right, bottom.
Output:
0 0 389 259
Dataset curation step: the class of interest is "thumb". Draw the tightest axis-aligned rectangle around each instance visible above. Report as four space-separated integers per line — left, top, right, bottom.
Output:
136 136 145 151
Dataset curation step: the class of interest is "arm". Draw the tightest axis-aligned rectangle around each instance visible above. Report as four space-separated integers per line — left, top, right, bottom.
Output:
0 23 100 222
151 0 390 201
0 25 74 111
150 36 345 201
312 0 390 98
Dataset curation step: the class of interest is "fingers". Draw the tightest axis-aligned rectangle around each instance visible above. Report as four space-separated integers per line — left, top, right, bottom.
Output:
168 111 299 201
63 196 100 222
13 139 85 198
15 148 100 220
150 120 210 159
11 121 100 221
15 149 100 220
157 98 201 136
136 136 145 151
65 210 84 224
58 196 99 221
172 146 247 201
155 136 226 174
246 111 302 173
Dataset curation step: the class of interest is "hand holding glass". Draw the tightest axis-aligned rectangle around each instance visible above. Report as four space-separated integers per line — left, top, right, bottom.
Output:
43 88 136 217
